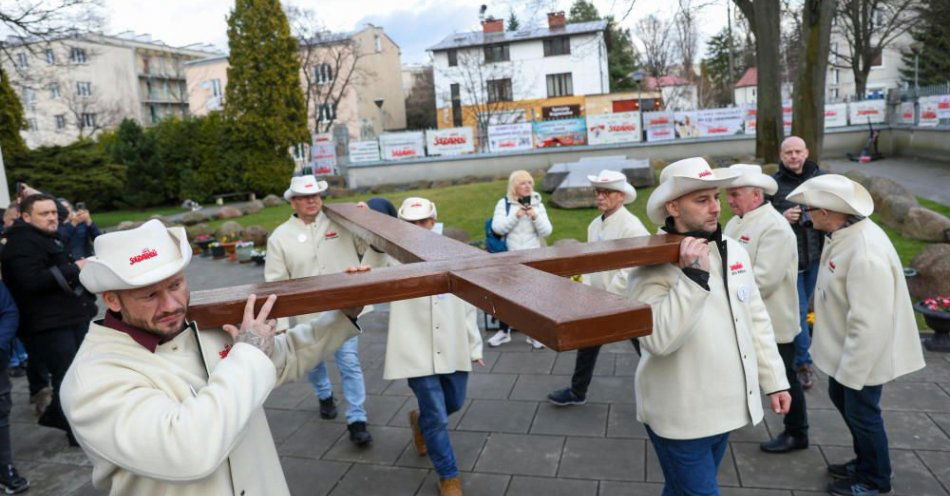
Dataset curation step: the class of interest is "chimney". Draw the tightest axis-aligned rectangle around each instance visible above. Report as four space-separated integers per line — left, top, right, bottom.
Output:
482 17 504 33
547 11 566 29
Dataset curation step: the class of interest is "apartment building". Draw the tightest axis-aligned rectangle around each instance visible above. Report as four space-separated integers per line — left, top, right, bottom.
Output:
3 32 218 147
429 12 609 129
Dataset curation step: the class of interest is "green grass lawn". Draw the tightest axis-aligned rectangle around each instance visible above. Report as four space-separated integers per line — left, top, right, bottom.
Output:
96 206 187 228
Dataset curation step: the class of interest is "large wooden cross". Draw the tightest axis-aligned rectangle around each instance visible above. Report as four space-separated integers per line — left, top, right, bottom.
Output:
187 204 681 351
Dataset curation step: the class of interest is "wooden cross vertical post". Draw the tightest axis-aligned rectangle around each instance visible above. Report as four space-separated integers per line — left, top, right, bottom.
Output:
188 204 681 351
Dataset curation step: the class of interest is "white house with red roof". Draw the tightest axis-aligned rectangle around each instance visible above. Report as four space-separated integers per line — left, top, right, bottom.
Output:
644 74 697 111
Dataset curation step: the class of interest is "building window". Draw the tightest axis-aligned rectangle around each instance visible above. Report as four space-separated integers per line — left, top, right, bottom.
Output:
48 82 61 99
150 105 159 124
15 52 29 68
830 87 839 100
70 47 87 64
871 50 883 68
45 48 55 64
76 81 92 97
292 143 307 161
486 78 512 103
543 37 571 57
317 103 336 121
450 83 462 127
830 69 839 85
447 49 458 67
375 33 382 53
27 118 38 131
315 63 334 84
546 73 573 97
210 79 222 97
483 44 509 63
80 112 96 129
55 114 66 130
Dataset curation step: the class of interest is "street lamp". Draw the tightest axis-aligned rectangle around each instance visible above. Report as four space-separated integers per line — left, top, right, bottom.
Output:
628 70 645 109
374 98 385 136
910 42 923 100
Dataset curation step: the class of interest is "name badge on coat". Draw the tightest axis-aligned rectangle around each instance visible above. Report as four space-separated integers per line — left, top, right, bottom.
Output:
737 285 751 302
297 234 308 243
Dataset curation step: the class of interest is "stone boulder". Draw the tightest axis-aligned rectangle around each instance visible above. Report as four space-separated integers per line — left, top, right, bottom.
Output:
241 199 265 215
215 221 244 241
262 194 284 207
842 169 872 188
243 225 270 246
179 210 209 226
443 227 470 243
901 207 950 242
115 220 144 231
216 206 243 220
867 176 916 208
909 243 950 301
551 186 597 209
185 223 215 241
877 195 919 226
149 214 173 226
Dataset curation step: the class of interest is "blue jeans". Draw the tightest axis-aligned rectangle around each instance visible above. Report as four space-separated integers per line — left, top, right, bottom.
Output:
7 339 27 368
308 336 367 423
646 425 729 496
828 378 891 491
794 259 820 368
408 371 468 480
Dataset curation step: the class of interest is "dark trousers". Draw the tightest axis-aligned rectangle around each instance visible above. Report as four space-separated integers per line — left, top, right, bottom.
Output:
0 355 12 466
828 377 891 491
18 333 50 396
647 424 730 496
570 339 639 398
777 342 808 437
35 324 88 432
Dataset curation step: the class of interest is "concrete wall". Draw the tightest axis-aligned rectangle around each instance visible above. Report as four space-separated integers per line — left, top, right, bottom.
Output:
346 126 881 188
885 126 950 162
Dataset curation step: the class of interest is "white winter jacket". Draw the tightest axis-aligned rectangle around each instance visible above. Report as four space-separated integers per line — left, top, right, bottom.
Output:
584 207 650 295
490 192 552 250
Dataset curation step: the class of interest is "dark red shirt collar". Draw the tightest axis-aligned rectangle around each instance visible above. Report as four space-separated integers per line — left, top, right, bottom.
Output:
102 311 168 353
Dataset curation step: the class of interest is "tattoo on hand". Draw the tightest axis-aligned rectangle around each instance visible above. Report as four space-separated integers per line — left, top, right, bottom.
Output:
236 330 274 357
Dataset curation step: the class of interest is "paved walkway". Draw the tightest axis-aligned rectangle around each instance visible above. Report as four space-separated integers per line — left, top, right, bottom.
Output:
11 254 950 496
825 157 950 205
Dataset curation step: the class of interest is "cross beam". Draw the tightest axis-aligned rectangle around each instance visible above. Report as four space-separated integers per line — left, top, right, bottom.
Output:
187 204 681 351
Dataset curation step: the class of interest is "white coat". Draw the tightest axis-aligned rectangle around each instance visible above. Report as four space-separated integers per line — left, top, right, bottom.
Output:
724 202 801 344
626 231 789 440
812 219 925 390
491 192 552 250
584 207 649 295
61 312 358 496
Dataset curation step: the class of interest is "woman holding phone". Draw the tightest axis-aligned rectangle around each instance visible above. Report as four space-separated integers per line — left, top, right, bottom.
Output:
487 170 553 349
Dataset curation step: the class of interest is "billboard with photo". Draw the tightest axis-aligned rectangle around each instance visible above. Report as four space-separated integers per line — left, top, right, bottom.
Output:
673 111 700 138
586 112 642 145
532 118 587 148
695 107 744 136
487 123 534 152
899 101 915 125
425 127 475 156
379 132 425 160
643 111 675 141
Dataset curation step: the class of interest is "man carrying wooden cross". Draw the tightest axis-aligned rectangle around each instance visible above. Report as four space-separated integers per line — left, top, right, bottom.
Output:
59 219 365 495
626 157 790 495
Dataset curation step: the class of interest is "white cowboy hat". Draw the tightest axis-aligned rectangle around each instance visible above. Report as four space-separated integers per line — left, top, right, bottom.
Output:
283 174 329 201
587 169 637 205
398 197 437 221
786 174 874 217
726 164 778 195
79 219 192 294
646 157 740 225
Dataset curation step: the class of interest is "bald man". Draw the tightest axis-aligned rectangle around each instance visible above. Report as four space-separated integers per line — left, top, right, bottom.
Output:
771 136 825 390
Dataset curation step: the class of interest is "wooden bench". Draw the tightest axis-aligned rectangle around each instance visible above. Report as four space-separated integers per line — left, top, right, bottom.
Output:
211 192 256 205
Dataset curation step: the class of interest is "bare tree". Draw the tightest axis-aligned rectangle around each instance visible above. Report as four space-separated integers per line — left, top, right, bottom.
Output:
636 14 676 77
832 0 919 99
791 0 836 163
0 0 103 71
673 0 714 81
734 0 783 163
405 67 436 130
58 76 122 139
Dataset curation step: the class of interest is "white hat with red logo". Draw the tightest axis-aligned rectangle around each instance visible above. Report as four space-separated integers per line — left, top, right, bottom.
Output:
284 174 329 201
398 197 437 221
79 219 192 293
646 157 740 224
587 169 637 205
786 174 874 217
727 163 778 195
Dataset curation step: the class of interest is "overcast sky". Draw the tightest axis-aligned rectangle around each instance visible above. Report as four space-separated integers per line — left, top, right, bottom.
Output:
102 0 733 64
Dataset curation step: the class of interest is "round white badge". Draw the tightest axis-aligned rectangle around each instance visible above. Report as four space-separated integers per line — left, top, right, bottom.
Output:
737 285 751 302
297 234 308 243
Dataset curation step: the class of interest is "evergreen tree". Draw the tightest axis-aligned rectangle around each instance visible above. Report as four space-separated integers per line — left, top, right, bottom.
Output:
899 0 950 88
703 28 754 106
568 0 640 91
507 10 520 31
0 67 27 165
111 119 164 208
224 0 309 194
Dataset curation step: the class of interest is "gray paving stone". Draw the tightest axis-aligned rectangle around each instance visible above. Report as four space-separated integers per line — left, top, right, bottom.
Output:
822 446 949 496
584 376 636 404
474 433 564 477
606 402 648 439
323 425 412 464
415 471 510 496
479 350 501 370
383 377 414 396
720 488 792 495
918 450 950 492
531 402 608 437
508 374 569 402
505 475 598 496
764 409 852 447
277 419 346 459
491 351 557 374
729 419 772 443
395 430 488 472
599 480 664 495
614 354 640 376
12 426 90 467
297 393 409 426
457 399 538 434
265 379 312 409
558 437 646 481
731 441 829 491
465 372 518 400
265 408 316 445
644 440 740 486
551 351 614 377
281 457 350 496
328 463 428 496
17 461 91 496
70 482 106 496
882 382 950 412
884 411 950 450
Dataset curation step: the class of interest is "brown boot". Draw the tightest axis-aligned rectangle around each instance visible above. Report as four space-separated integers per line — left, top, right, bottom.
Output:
438 477 462 496
409 410 427 456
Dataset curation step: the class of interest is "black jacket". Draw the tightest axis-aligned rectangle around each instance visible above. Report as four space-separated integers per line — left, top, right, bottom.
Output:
771 160 825 270
0 222 96 334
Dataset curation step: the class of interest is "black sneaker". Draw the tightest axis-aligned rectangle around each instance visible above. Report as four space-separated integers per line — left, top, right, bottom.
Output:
547 387 586 406
828 477 889 495
0 464 29 494
828 459 857 479
319 396 338 420
347 421 372 447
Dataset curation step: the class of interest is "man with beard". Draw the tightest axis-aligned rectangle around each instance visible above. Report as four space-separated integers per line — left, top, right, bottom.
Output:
626 157 790 495
60 219 365 495
772 136 825 389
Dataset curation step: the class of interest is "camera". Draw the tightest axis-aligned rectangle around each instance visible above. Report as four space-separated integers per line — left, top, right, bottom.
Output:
518 196 531 207
76 202 87 211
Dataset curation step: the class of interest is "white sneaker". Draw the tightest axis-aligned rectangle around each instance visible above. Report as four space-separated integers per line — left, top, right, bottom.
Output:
526 337 545 349
488 330 511 347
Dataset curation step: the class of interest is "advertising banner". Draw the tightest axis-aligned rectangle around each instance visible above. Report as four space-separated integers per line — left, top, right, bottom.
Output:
348 140 380 163
824 103 848 128
425 127 475 156
379 131 425 161
310 133 337 175
532 118 587 147
938 95 950 119
542 104 581 120
783 102 793 133
487 123 533 152
742 105 791 133
848 99 886 125
899 101 915 125
919 96 940 127
695 107 744 137
643 111 675 142
673 111 700 138
744 106 756 135
586 112 642 145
